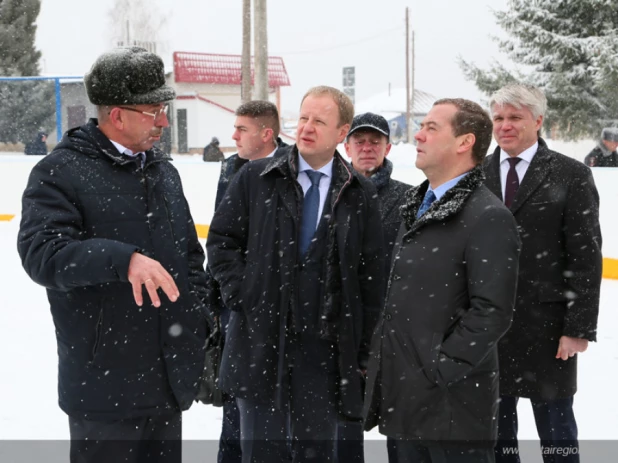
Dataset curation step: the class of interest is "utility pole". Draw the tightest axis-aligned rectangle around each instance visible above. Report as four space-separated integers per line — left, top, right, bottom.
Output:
241 0 251 103
254 0 269 101
405 7 411 143
411 30 415 138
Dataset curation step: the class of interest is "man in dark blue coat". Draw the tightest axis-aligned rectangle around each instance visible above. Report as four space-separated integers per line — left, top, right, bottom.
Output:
207 86 385 463
17 47 210 463
210 100 286 463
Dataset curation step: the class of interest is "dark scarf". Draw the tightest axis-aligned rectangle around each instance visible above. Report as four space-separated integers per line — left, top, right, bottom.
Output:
366 157 394 191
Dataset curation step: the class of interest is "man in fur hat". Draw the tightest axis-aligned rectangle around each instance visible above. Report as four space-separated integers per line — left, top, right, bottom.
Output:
584 127 618 167
17 47 210 463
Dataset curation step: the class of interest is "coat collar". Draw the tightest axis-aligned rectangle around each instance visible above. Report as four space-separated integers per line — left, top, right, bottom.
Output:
260 144 357 196
484 137 553 214
81 118 171 167
401 164 485 239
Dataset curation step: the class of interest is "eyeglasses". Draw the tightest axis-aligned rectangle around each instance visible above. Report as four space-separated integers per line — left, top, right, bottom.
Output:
118 104 169 121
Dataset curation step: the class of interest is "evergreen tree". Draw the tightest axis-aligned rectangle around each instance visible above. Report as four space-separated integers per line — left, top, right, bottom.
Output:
460 0 618 139
0 0 54 144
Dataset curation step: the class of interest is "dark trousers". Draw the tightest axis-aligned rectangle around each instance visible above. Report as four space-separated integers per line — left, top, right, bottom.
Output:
68 412 181 463
236 341 339 463
336 420 364 462
495 396 579 463
218 393 242 462
390 440 494 463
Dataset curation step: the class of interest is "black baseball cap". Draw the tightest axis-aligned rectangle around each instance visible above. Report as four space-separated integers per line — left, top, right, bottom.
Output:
347 112 390 140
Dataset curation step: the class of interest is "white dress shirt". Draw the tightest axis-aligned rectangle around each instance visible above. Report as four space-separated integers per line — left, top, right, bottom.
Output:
297 154 334 228
499 141 538 200
110 140 145 168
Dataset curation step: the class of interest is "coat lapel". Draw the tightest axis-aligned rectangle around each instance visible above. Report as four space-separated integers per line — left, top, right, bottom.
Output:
510 146 552 215
484 149 503 200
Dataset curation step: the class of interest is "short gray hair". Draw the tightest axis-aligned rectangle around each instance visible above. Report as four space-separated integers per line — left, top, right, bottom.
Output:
489 83 547 119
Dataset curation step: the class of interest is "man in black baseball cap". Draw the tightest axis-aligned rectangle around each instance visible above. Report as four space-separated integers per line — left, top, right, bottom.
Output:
18 47 209 463
340 112 410 462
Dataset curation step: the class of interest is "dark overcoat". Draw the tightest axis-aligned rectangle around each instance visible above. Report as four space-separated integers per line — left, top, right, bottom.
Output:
206 145 385 420
367 158 411 265
364 166 521 445
18 119 210 420
484 138 602 400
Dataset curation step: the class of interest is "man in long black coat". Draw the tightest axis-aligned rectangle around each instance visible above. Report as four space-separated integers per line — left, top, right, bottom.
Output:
17 47 210 463
209 99 286 463
207 86 385 462
364 98 521 463
485 83 602 463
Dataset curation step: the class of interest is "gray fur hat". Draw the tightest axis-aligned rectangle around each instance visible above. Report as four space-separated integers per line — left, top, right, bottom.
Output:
602 127 618 142
84 47 176 106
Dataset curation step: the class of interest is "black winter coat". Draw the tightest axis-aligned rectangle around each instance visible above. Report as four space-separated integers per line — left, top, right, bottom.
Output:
207 145 385 420
366 158 411 265
583 143 618 167
364 166 521 445
206 138 288 317
18 119 210 420
484 139 602 400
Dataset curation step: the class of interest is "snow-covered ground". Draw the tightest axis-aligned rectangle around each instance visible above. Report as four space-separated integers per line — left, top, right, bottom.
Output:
1 143 616 461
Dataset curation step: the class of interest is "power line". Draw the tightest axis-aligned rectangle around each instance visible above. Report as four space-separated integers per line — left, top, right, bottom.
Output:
274 26 405 57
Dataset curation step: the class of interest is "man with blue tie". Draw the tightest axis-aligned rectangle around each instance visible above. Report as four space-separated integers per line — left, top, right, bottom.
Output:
364 98 521 463
207 86 385 462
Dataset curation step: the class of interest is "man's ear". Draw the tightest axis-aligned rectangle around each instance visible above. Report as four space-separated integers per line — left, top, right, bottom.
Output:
262 128 274 143
107 107 125 130
337 124 351 143
384 143 392 157
457 133 476 155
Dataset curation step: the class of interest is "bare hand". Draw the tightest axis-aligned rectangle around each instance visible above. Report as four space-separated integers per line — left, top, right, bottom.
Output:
555 335 589 361
127 252 180 307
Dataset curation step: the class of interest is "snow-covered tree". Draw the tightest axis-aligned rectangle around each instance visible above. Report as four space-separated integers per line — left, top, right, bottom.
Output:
0 0 54 144
460 0 618 139
108 0 169 56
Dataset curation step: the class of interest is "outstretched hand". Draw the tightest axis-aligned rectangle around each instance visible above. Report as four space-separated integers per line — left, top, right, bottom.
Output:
127 252 180 307
555 335 588 361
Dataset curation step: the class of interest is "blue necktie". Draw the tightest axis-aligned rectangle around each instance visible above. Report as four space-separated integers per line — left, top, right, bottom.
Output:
299 170 323 256
416 189 436 218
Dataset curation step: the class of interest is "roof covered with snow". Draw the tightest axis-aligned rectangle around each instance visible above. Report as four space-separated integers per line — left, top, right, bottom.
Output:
173 52 291 87
355 88 437 116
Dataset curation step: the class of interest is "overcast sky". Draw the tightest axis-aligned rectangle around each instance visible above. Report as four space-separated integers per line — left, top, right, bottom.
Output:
36 0 509 117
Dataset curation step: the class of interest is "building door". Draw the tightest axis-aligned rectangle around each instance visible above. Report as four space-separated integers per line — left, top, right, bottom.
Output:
177 109 188 153
67 105 87 129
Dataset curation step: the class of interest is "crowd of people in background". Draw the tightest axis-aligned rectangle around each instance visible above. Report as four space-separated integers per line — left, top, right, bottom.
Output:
17 46 603 463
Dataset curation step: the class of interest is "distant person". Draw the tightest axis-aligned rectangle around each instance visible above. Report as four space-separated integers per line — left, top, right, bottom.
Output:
364 98 521 463
17 47 210 463
340 112 410 462
485 83 602 463
24 131 48 155
209 100 287 463
203 136 224 162
584 127 618 167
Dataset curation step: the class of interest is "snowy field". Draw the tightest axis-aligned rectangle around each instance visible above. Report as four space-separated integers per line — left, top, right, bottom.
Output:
0 142 617 461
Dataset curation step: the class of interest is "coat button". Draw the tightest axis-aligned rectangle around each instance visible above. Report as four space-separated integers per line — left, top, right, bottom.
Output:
384 313 392 321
